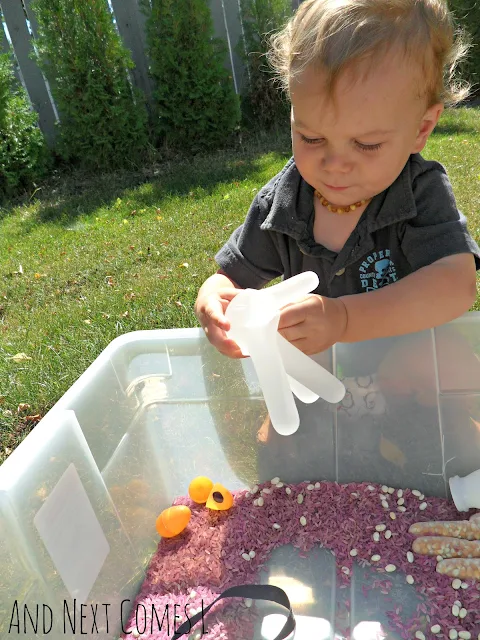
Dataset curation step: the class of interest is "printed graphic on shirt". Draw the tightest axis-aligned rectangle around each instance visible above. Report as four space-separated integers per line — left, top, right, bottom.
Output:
359 249 397 292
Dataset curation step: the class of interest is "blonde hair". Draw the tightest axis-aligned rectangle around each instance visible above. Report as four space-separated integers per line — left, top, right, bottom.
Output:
268 0 470 106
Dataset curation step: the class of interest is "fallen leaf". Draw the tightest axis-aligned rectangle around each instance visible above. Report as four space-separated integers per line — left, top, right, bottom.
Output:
179 262 189 268
121 311 129 318
124 292 136 301
24 414 41 423
17 403 31 413
380 435 406 469
84 319 91 325
34 273 46 279
174 301 182 307
7 352 31 363
122 219 129 225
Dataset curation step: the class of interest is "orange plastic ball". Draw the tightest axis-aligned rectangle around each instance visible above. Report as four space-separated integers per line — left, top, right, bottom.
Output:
156 505 191 538
188 476 214 504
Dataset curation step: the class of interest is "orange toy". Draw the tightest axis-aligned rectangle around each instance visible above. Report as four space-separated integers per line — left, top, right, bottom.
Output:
188 476 214 503
206 483 234 511
156 505 191 538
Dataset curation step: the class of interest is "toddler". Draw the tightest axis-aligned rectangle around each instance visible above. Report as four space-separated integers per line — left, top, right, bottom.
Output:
195 0 480 424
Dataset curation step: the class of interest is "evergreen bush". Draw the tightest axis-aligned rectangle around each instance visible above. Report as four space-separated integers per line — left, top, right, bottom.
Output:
449 0 480 97
31 0 149 170
145 0 240 152
238 0 292 130
0 53 50 201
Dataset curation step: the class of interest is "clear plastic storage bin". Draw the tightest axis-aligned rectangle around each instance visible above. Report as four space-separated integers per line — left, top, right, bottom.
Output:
2 315 480 639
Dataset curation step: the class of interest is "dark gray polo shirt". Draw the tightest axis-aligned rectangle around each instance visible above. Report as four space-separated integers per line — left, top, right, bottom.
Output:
215 154 480 297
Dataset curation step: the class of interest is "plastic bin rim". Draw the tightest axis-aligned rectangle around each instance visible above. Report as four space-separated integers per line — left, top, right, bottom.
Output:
2 312 479 473
0 328 204 476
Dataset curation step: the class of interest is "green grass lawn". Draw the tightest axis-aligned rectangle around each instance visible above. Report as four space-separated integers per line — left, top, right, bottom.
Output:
0 107 479 463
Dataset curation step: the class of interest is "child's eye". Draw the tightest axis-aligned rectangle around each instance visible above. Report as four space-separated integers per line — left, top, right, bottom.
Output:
300 134 324 145
355 141 383 152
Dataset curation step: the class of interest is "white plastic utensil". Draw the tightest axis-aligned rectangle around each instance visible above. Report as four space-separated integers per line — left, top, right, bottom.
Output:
449 469 480 511
225 272 346 436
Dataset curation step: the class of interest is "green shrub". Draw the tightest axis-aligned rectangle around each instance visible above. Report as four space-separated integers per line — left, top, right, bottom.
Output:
0 53 50 201
30 0 149 170
449 0 480 97
145 0 240 153
0 54 10 128
238 0 292 130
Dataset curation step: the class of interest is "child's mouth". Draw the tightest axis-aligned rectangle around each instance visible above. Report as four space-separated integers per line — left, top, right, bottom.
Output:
324 183 349 191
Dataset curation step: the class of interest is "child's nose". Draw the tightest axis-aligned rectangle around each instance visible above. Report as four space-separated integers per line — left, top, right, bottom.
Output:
321 150 351 173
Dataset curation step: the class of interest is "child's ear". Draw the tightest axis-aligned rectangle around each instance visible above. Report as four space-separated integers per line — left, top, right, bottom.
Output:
412 103 444 153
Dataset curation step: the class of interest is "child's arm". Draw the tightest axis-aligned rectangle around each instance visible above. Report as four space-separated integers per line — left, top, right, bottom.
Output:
278 253 476 354
339 253 476 342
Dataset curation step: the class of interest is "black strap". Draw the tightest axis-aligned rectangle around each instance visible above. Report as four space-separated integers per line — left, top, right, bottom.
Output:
171 583 296 640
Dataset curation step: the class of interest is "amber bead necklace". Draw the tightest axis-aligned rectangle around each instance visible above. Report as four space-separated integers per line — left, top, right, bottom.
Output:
314 189 372 214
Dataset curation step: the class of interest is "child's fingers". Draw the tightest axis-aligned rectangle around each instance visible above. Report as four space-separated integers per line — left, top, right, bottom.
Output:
203 297 231 331
217 287 241 302
203 323 245 359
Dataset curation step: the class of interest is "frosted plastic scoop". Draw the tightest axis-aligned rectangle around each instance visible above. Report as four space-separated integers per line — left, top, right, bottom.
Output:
449 468 480 512
225 272 346 436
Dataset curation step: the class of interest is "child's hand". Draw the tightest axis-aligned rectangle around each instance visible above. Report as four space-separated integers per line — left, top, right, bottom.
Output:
195 287 245 358
277 294 347 355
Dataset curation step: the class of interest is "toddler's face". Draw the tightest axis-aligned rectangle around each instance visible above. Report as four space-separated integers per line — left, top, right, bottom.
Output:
289 51 443 205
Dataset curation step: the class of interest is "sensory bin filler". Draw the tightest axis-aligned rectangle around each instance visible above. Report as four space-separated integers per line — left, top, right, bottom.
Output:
2 273 480 640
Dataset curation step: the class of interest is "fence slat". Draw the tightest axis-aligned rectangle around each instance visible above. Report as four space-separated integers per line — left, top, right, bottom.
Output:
22 0 40 39
0 0 56 146
223 0 246 93
1 17 9 52
209 0 238 94
1 12 23 87
109 0 154 108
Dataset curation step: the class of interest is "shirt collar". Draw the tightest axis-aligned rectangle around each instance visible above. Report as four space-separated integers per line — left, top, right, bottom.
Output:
260 155 419 239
